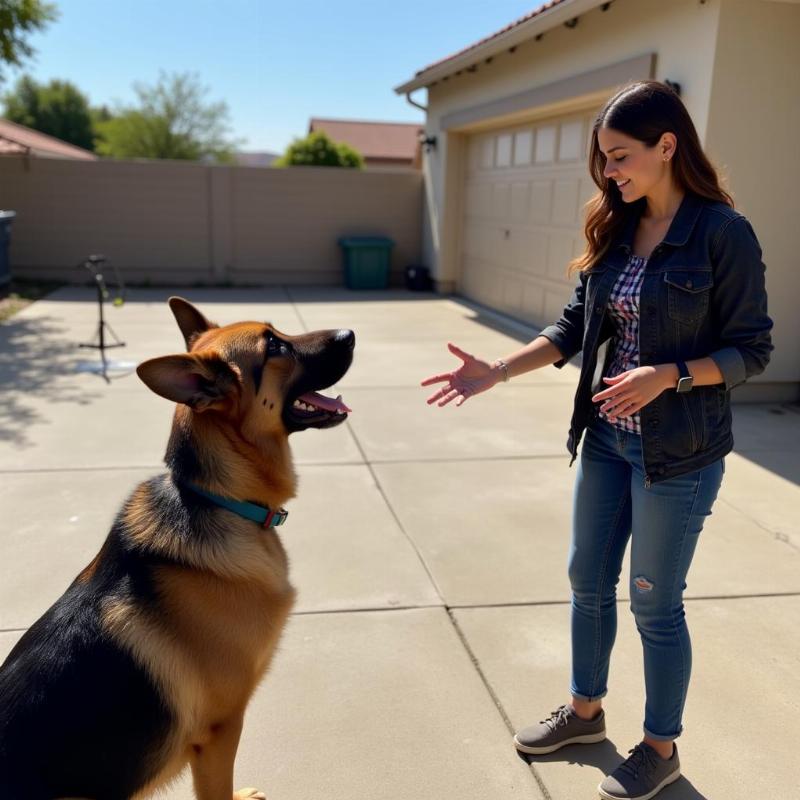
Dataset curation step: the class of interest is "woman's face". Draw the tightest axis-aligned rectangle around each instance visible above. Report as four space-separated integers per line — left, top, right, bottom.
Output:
596 127 676 204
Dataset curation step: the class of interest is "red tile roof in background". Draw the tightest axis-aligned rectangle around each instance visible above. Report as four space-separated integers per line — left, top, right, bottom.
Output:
0 118 98 160
415 0 567 77
309 119 423 161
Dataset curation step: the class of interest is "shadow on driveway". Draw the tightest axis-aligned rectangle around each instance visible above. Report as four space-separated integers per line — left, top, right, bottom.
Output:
0 315 104 448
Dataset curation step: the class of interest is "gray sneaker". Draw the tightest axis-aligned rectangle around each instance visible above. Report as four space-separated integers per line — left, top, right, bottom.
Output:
514 704 606 755
598 742 681 800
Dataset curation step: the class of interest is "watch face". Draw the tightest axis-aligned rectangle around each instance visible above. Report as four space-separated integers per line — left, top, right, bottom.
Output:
677 376 694 393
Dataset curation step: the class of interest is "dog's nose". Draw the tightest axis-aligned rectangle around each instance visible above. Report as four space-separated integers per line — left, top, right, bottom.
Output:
334 329 355 349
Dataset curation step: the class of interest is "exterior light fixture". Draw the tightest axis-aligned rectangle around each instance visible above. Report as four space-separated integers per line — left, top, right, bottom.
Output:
418 132 437 152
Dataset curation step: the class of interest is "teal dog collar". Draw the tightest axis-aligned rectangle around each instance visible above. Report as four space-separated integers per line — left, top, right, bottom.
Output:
184 483 288 528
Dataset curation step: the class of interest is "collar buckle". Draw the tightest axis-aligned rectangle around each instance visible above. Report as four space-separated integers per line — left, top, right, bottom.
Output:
264 508 289 528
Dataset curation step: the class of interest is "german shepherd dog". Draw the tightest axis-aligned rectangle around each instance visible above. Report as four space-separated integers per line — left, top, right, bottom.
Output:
0 298 354 800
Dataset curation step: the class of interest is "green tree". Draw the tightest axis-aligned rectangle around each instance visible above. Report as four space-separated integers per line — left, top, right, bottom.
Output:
0 0 58 83
275 131 363 168
95 71 239 162
3 75 95 150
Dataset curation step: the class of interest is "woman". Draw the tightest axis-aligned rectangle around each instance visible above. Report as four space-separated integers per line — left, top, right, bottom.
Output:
421 81 772 800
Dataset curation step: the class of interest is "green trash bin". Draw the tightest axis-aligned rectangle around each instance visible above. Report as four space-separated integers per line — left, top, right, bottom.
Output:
338 236 394 289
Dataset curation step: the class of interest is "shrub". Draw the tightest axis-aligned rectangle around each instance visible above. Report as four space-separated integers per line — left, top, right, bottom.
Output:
274 131 363 168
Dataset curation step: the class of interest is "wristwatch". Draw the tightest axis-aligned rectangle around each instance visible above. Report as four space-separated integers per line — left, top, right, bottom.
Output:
675 361 694 394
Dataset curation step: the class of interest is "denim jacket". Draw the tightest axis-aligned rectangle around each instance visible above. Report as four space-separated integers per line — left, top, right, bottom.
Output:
538 191 773 486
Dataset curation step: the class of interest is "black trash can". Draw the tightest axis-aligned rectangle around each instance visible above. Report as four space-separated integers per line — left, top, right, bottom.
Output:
0 211 16 298
405 265 432 291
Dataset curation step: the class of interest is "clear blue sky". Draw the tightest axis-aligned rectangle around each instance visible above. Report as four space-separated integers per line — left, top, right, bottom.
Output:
11 0 542 153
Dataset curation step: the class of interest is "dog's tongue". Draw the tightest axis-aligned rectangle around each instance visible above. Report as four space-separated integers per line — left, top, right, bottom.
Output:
299 391 351 413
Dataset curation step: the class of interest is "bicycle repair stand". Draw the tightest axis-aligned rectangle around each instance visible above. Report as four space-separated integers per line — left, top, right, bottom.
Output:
78 255 126 382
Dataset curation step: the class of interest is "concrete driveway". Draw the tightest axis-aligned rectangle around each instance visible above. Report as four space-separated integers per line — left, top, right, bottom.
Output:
1 287 798 800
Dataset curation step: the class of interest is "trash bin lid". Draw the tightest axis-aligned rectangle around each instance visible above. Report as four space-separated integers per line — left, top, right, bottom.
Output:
0 210 16 221
338 236 394 248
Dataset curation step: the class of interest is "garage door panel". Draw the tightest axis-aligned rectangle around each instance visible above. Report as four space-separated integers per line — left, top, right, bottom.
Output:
534 124 557 163
580 176 597 209
558 119 585 162
529 180 554 225
510 182 529 222
480 138 494 169
546 233 575 280
513 131 533 166
522 284 545 319
493 183 511 219
512 228 546 275
544 287 571 324
460 108 599 328
464 183 481 217
462 224 480 260
552 179 581 225
502 278 524 313
496 134 513 167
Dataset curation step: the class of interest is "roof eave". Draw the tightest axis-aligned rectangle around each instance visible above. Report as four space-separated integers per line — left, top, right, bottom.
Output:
394 0 609 95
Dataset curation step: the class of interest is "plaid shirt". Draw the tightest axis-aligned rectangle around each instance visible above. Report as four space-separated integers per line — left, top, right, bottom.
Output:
599 253 648 434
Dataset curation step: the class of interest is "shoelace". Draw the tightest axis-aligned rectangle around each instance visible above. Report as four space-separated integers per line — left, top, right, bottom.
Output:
541 705 572 731
618 744 659 779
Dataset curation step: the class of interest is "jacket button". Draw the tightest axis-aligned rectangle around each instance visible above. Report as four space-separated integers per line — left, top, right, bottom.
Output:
595 305 603 314
685 280 693 289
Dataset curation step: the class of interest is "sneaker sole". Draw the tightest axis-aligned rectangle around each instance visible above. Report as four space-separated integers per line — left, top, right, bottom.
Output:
514 731 606 755
597 765 680 800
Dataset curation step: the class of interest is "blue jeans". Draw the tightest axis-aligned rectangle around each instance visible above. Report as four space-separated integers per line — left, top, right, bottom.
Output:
568 419 724 741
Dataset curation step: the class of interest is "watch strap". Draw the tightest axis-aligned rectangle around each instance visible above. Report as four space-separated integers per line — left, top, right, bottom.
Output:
676 361 693 393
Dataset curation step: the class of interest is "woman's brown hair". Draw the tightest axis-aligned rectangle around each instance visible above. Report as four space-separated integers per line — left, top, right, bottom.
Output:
568 80 734 275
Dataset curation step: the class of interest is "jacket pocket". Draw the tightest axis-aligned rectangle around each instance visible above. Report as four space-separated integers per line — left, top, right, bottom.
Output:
664 269 713 324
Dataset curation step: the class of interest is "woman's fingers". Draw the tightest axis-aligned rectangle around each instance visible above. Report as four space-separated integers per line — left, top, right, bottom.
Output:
447 342 473 362
438 388 461 407
427 383 453 405
420 372 452 387
607 399 638 419
592 384 626 402
601 392 634 414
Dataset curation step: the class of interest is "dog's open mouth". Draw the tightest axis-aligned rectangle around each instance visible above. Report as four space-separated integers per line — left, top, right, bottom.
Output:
286 390 351 430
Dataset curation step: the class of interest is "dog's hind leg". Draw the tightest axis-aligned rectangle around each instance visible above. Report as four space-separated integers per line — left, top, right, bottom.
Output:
190 713 265 800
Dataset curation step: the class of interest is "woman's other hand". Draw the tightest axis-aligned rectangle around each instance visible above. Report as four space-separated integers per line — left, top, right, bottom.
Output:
421 343 501 407
591 365 675 420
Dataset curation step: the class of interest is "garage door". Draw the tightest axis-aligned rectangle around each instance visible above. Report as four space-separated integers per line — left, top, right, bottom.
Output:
460 110 599 329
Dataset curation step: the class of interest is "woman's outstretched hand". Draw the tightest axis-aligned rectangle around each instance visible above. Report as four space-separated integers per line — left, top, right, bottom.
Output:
421 343 500 407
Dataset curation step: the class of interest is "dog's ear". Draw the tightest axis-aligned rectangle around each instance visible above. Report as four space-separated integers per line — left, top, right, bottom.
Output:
168 297 218 350
137 353 241 411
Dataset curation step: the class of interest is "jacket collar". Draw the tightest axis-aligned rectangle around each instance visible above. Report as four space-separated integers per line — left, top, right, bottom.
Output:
616 191 704 253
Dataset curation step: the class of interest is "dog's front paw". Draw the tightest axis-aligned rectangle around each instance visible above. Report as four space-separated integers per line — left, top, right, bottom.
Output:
234 789 266 800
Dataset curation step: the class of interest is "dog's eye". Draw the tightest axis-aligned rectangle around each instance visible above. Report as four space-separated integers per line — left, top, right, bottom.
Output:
267 336 290 356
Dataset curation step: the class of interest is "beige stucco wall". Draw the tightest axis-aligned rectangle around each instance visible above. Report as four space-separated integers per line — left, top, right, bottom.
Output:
421 0 723 285
705 0 800 395
0 156 422 285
